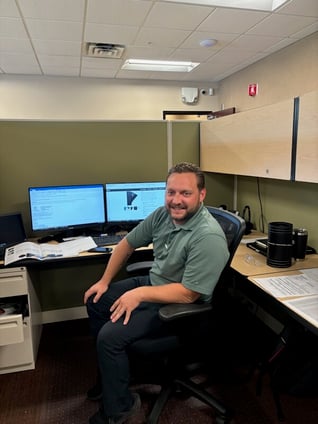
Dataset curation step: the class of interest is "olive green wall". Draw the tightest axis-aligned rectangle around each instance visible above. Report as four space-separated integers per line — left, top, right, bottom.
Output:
171 121 200 165
236 177 318 250
0 120 169 236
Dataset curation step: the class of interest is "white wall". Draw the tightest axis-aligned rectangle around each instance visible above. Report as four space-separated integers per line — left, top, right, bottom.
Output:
0 76 220 120
1 32 316 120
219 32 318 112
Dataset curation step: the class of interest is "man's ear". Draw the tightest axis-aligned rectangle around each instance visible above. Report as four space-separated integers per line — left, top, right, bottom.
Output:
200 188 207 202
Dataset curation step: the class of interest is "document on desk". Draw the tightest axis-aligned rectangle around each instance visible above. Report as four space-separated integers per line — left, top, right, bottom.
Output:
285 295 318 327
253 268 318 298
4 237 96 265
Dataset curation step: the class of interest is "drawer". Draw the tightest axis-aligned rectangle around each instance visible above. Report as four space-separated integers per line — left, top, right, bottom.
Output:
0 314 24 346
0 269 27 297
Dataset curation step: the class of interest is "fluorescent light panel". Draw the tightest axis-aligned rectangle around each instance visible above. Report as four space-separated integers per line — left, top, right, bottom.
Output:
122 59 200 72
162 0 289 12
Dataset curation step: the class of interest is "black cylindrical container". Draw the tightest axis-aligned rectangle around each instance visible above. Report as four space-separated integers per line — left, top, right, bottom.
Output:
267 222 293 268
293 228 308 260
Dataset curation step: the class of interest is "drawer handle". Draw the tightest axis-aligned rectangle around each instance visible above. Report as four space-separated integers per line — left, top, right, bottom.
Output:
0 321 19 329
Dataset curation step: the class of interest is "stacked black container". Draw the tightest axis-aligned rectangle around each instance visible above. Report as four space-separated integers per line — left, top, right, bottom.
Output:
267 222 293 268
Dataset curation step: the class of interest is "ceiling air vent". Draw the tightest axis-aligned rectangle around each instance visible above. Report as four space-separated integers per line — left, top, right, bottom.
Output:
85 42 125 59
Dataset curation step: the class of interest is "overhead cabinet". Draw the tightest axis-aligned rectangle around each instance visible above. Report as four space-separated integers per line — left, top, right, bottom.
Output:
200 90 318 183
200 98 295 180
295 90 318 183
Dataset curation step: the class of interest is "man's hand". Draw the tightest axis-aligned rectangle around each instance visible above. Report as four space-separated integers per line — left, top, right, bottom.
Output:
83 280 108 304
110 288 141 325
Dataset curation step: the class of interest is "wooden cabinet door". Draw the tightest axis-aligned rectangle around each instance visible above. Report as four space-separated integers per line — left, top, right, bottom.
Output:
295 90 318 183
200 98 294 180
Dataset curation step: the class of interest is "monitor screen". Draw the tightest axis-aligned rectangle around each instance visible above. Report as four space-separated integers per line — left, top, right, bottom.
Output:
28 184 106 233
105 181 166 225
0 212 27 245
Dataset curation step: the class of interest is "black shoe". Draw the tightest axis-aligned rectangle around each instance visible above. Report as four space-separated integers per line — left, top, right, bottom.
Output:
89 393 141 424
87 382 102 401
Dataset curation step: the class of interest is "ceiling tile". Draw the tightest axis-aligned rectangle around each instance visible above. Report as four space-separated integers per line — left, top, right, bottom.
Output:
144 2 213 30
18 0 85 21
0 0 316 82
84 23 139 45
247 14 317 37
86 0 152 25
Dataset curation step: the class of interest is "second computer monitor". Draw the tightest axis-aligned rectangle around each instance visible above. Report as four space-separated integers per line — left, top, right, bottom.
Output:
105 181 166 228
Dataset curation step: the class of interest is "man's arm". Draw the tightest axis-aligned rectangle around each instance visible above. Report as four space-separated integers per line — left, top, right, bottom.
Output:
83 237 135 304
110 282 200 325
134 283 200 304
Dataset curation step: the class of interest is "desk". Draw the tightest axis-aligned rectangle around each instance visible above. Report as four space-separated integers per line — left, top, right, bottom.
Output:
2 235 317 330
231 232 318 322
0 243 153 320
228 236 318 419
0 244 154 374
248 269 318 335
230 237 318 334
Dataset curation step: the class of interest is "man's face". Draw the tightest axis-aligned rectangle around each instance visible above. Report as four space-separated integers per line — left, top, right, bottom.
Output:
165 172 206 224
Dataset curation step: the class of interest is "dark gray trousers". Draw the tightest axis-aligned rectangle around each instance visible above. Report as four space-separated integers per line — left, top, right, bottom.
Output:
86 275 164 417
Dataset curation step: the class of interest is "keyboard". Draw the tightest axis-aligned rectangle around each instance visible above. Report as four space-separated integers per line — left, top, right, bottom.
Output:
92 234 125 247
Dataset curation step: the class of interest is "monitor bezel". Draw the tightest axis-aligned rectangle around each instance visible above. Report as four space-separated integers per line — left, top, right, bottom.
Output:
28 183 106 236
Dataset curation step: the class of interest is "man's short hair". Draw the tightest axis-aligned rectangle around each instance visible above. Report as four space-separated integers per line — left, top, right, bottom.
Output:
167 162 205 191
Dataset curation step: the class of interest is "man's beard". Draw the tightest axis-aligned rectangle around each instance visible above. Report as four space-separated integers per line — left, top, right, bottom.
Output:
169 205 197 222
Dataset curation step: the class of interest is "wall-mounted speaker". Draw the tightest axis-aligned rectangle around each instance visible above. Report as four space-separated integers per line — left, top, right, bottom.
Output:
181 87 198 104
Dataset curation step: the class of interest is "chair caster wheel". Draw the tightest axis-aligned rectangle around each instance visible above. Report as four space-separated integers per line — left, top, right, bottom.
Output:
215 415 232 424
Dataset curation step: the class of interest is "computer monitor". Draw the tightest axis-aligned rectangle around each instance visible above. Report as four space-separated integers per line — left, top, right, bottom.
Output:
28 184 106 238
105 181 166 230
0 212 27 246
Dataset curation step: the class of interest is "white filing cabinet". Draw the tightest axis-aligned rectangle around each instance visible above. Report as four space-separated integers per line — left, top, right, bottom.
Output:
0 267 42 374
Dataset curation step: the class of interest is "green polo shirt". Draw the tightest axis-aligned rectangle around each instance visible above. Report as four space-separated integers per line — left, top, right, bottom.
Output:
126 204 229 303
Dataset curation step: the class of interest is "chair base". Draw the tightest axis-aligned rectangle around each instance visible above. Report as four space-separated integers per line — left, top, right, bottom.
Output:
147 377 233 424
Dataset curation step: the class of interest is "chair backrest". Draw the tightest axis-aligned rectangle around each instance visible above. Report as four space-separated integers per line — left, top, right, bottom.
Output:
127 205 246 276
206 205 246 268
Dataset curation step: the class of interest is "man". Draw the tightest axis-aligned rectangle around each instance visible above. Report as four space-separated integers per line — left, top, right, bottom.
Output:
84 162 229 424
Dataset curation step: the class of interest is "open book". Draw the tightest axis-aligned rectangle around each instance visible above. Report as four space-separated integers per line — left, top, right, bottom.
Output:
4 237 96 266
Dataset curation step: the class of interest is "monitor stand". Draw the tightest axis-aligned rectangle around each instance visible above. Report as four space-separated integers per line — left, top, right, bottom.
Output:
37 225 104 244
37 234 63 244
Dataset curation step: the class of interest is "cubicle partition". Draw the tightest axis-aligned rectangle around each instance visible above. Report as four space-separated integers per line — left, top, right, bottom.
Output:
0 121 167 233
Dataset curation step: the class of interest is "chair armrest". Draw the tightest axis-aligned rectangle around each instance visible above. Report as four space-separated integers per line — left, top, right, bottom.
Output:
126 261 154 273
126 262 212 322
159 303 212 322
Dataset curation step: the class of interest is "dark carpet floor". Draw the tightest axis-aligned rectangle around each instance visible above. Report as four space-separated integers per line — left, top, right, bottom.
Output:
1 318 318 424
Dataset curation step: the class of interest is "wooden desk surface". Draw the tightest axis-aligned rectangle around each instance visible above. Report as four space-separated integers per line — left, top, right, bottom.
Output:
231 235 318 277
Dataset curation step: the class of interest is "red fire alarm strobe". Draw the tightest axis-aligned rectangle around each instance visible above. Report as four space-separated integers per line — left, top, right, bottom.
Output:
248 83 258 97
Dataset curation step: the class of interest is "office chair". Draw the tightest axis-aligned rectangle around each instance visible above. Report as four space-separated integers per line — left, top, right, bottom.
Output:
126 206 246 424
